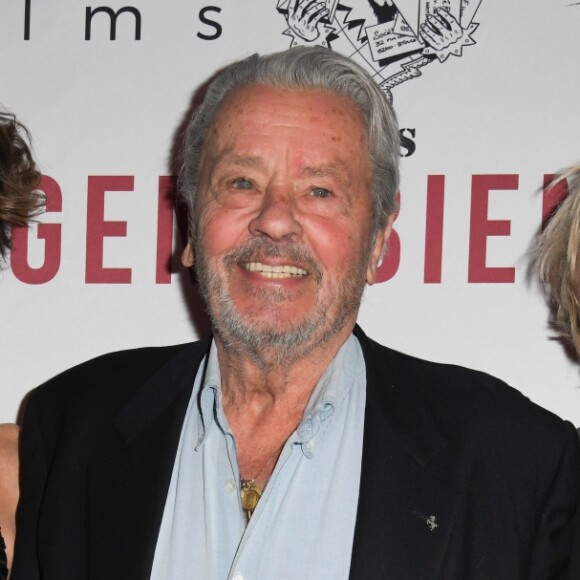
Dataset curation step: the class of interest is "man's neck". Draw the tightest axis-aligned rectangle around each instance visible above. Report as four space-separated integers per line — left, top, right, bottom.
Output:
213 323 356 490
215 323 354 412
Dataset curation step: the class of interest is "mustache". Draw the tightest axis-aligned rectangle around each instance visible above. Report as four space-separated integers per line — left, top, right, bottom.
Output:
223 238 323 282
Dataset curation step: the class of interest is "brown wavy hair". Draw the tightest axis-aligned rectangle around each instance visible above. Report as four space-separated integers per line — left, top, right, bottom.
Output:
536 166 580 355
0 112 43 259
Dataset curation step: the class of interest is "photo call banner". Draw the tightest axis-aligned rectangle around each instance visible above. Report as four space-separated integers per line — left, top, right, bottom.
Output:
1 0 580 425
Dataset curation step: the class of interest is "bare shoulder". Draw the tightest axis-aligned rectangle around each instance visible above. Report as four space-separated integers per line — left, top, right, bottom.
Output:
0 423 19 499
0 424 19 461
0 424 19 485
0 423 19 569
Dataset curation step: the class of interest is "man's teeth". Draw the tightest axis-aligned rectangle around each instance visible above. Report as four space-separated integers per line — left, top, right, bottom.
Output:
243 262 308 279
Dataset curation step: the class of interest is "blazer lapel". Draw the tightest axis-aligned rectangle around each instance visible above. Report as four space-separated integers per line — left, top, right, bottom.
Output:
85 340 210 580
349 328 459 580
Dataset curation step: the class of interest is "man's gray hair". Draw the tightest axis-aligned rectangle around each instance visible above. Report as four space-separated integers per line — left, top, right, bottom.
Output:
179 46 400 241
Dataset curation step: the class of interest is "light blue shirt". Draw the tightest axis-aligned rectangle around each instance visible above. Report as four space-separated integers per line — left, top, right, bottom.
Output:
151 334 367 580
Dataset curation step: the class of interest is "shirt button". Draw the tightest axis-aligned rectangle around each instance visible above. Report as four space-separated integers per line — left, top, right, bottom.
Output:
233 573 243 580
305 441 314 452
225 479 236 493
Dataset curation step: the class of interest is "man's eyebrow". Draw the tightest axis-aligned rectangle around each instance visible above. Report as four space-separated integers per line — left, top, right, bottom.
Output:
213 152 266 171
302 163 350 180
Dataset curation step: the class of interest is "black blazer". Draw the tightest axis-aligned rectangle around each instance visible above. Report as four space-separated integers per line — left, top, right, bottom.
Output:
12 327 580 579
568 429 580 580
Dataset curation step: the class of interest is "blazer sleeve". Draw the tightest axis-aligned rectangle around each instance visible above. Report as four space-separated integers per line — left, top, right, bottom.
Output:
566 430 580 580
11 391 47 580
529 421 580 580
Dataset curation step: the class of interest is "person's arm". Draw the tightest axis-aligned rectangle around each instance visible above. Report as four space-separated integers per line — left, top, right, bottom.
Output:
529 421 580 580
0 424 19 577
10 395 47 580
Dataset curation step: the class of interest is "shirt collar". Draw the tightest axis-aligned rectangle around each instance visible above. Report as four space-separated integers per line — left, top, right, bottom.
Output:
294 334 364 458
194 334 364 458
195 342 225 449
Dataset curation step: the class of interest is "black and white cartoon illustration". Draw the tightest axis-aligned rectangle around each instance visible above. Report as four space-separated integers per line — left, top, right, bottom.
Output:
276 0 482 99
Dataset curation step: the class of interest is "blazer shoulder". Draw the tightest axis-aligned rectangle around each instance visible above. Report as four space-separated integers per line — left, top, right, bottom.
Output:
24 339 210 421
358 329 576 448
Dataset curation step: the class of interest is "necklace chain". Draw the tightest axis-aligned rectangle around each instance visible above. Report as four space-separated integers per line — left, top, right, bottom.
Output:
238 416 303 522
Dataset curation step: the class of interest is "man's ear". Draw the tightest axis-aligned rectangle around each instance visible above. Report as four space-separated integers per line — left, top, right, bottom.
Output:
366 214 395 285
181 241 195 267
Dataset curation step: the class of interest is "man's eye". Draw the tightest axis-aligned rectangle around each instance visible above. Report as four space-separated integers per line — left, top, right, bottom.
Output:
311 187 332 198
231 178 253 190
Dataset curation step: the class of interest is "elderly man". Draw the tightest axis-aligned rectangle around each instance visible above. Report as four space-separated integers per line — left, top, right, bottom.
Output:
12 48 580 579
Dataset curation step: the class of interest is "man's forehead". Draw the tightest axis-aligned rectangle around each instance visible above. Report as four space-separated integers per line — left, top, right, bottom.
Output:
210 83 363 125
204 86 366 143
196 84 371 182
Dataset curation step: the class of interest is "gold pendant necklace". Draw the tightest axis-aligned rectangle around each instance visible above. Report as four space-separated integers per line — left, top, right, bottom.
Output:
240 478 262 517
239 443 284 521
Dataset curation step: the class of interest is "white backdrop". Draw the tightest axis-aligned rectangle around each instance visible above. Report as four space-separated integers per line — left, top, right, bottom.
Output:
1 0 580 425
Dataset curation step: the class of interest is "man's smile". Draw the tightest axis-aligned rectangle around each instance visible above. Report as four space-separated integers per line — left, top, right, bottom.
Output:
241 262 308 279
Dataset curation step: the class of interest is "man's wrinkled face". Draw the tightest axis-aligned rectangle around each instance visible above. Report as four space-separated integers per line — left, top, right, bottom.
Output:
191 85 390 354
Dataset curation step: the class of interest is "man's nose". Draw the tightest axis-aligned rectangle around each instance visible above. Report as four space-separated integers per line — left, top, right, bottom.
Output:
248 187 303 242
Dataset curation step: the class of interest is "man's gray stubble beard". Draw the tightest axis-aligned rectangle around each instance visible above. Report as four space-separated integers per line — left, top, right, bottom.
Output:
194 237 369 364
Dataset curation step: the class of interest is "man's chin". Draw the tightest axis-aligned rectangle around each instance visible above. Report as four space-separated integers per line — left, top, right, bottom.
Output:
222 321 314 349
212 308 322 352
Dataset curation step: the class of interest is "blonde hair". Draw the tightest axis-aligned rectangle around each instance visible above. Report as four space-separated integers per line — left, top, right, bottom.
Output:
536 165 580 355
